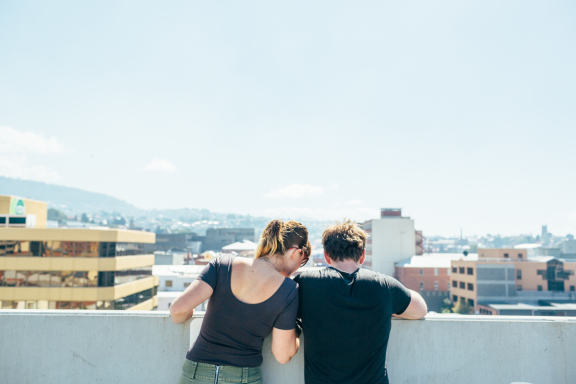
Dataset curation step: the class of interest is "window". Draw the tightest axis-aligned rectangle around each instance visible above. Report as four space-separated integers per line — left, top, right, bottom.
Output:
459 267 465 274
517 285 522 291
516 270 522 280
504 253 509 258
467 268 473 275
419 269 423 276
537 285 543 291
459 282 465 289
452 280 457 288
184 282 190 288
420 282 424 290
434 268 438 276
468 299 474 307
434 282 438 291
165 280 173 288
452 266 457 273
448 282 451 290
453 295 458 302
518 253 523 259
570 286 575 292
467 283 474 291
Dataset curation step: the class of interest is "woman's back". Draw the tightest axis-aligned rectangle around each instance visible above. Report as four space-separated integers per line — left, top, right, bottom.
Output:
186 254 299 368
230 257 287 304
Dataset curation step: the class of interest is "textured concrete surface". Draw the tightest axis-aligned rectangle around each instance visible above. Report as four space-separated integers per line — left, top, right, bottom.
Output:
1 310 575 384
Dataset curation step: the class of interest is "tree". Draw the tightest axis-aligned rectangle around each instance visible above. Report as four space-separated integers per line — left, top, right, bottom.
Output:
47 208 67 225
440 298 452 313
81 213 89 223
453 300 473 314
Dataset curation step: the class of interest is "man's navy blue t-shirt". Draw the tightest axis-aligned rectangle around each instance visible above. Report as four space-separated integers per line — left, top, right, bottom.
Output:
293 266 411 384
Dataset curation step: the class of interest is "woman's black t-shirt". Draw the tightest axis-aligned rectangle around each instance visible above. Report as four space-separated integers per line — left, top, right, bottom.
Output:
186 254 299 367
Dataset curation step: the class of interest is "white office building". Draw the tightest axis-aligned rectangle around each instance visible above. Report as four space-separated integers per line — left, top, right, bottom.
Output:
362 208 417 276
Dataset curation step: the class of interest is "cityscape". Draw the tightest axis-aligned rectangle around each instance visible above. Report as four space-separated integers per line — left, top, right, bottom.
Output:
1 1 575 383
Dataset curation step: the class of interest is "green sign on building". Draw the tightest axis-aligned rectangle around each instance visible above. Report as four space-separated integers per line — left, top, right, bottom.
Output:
9 198 26 215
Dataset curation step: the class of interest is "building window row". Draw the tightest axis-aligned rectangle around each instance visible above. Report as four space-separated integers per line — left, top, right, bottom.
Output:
452 266 474 275
0 241 145 258
0 268 152 288
0 288 157 310
452 280 474 291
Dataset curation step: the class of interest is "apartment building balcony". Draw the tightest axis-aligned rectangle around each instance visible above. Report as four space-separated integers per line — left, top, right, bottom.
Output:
0 311 574 384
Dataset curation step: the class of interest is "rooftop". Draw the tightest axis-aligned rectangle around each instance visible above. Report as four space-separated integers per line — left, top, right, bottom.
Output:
0 310 574 383
0 227 156 243
396 253 477 268
153 265 206 277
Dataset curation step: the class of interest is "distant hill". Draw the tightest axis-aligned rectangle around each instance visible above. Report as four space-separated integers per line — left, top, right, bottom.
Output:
0 177 140 215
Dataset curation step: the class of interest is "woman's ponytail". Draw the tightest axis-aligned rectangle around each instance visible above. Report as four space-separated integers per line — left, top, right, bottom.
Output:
256 219 284 258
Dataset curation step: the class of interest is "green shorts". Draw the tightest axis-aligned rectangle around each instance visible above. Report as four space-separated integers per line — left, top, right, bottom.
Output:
177 359 263 384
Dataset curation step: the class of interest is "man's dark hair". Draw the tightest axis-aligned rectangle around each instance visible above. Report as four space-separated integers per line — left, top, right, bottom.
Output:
322 219 368 262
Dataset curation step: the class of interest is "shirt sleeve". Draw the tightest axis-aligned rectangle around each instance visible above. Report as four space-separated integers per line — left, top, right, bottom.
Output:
384 275 412 315
196 258 219 290
273 283 299 330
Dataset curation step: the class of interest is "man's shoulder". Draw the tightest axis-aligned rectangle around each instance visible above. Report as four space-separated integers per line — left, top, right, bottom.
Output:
294 267 329 280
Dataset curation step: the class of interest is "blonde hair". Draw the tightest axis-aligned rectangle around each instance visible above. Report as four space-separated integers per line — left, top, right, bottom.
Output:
256 219 311 260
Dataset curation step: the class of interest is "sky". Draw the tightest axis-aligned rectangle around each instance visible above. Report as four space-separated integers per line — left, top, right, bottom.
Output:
1 1 575 237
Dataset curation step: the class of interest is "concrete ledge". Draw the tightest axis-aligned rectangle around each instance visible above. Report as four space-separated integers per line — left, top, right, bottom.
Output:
0 311 574 384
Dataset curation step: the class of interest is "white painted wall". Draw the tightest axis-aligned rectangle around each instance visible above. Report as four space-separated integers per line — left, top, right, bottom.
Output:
0 311 574 384
371 218 416 276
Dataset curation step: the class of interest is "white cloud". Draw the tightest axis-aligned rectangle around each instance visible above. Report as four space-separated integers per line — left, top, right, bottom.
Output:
0 156 61 182
264 183 337 199
0 126 64 154
263 206 379 222
347 199 362 205
144 158 176 172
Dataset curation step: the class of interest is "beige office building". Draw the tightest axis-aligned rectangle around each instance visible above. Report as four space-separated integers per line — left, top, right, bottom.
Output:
451 248 576 311
0 195 158 310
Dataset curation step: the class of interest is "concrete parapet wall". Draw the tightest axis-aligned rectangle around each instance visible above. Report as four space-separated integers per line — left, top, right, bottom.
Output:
0 311 574 384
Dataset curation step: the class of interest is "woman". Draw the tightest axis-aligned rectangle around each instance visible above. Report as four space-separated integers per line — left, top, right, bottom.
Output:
170 219 311 384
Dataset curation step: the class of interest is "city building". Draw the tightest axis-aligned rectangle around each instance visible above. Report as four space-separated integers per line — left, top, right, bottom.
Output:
144 233 201 254
362 208 420 275
0 195 47 228
557 239 576 260
450 249 576 314
221 240 257 257
153 265 205 292
202 228 254 252
147 228 255 254
395 254 466 312
478 302 576 316
0 195 158 310
153 265 207 311
153 250 186 265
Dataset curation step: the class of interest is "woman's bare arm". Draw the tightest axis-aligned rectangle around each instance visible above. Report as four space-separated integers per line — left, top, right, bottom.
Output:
270 327 300 364
170 279 213 324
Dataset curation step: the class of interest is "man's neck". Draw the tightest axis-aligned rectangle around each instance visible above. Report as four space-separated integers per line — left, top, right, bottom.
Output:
329 259 362 274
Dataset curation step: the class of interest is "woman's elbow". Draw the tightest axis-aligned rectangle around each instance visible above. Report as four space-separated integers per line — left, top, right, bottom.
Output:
169 303 191 324
273 354 292 365
273 346 298 364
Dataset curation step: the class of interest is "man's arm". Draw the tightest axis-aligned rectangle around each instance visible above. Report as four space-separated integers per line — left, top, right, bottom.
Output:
393 289 427 319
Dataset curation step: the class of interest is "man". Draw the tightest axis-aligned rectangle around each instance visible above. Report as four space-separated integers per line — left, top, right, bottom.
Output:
293 220 427 384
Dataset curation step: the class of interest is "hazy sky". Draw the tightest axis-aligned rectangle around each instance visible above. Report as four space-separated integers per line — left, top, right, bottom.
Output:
1 1 575 237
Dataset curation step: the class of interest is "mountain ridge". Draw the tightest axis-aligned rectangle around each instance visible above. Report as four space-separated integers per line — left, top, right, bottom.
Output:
0 176 139 215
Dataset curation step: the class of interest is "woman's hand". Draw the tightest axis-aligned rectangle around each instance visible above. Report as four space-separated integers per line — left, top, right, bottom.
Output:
170 279 213 324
